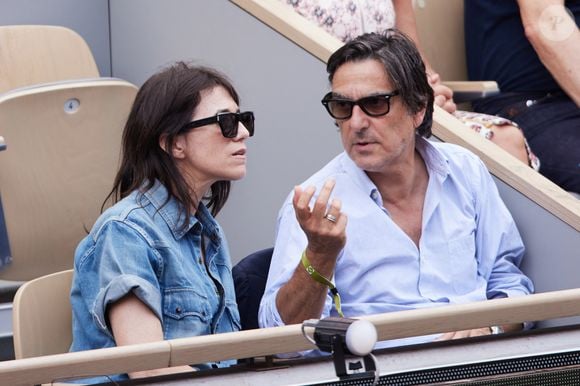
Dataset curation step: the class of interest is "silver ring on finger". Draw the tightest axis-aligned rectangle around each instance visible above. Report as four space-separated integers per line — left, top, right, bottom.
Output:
324 213 338 223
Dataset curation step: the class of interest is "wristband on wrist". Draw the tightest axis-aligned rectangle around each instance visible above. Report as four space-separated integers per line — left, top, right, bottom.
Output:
301 250 344 317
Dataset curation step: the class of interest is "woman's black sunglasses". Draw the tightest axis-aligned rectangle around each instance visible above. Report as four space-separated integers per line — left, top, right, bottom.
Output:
180 111 255 138
321 91 399 119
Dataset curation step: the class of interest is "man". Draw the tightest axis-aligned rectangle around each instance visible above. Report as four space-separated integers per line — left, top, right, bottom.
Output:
466 0 580 193
259 30 533 348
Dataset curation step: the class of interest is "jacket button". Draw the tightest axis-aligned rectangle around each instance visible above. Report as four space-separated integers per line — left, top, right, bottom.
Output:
175 307 182 314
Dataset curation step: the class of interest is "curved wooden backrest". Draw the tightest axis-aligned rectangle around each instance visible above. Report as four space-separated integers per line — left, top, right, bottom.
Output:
0 79 138 281
0 25 99 94
414 0 467 81
12 269 73 359
413 0 501 101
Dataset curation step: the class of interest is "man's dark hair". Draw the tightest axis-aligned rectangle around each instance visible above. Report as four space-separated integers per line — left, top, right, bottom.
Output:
104 62 239 221
326 29 433 137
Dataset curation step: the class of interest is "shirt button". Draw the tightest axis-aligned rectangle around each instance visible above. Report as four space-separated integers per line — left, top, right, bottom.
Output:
175 307 182 314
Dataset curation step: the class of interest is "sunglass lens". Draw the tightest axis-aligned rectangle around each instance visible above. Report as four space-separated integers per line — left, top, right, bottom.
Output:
240 112 255 137
360 96 390 116
219 114 238 138
327 100 353 119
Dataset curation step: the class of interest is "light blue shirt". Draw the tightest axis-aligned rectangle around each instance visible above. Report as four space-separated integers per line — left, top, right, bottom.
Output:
259 137 533 348
70 181 240 383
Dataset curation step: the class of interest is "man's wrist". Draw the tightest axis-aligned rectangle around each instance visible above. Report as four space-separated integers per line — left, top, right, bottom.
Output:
490 325 504 335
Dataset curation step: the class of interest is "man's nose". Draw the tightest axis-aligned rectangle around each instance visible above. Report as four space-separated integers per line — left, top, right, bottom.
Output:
348 104 369 131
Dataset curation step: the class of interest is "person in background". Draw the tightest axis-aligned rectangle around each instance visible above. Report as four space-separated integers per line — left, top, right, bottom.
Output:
259 30 533 351
466 0 579 193
281 0 541 170
70 62 254 382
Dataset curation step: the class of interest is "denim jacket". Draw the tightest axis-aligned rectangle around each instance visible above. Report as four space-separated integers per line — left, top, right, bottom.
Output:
70 181 240 383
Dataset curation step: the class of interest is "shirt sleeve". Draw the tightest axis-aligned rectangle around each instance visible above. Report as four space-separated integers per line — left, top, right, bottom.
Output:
75 220 164 336
258 194 333 328
469 156 535 301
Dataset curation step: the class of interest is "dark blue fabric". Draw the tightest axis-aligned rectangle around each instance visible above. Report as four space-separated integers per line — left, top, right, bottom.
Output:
0 194 11 270
233 247 273 330
465 0 580 93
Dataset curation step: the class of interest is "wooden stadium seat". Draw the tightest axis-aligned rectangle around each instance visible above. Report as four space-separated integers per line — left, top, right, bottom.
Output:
414 0 499 103
0 78 138 281
414 0 466 82
12 269 73 359
0 25 99 94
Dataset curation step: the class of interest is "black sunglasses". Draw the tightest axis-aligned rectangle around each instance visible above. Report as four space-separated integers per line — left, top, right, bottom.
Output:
180 111 255 138
321 91 399 120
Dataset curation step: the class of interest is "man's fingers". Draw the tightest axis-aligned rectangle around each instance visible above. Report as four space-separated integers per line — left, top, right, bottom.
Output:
293 185 316 222
313 179 336 218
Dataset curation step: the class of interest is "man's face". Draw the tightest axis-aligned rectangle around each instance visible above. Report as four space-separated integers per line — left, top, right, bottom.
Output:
331 59 424 174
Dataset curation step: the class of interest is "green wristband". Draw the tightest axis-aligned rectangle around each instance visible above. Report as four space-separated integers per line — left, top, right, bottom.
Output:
301 250 344 317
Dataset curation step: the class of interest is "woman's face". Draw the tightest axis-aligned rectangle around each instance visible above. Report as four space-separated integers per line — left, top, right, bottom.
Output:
173 85 251 194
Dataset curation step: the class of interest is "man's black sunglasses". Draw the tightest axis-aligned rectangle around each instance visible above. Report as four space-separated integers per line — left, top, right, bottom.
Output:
321 91 399 119
180 111 255 138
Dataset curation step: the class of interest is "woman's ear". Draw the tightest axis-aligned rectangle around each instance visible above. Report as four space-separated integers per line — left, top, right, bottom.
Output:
172 135 187 159
159 134 186 159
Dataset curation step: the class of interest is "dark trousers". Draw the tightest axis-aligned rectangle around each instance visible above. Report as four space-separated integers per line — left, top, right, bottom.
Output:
473 92 580 194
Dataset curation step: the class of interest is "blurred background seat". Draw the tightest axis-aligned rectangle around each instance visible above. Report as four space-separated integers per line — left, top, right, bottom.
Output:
12 269 73 359
0 25 99 94
0 78 137 281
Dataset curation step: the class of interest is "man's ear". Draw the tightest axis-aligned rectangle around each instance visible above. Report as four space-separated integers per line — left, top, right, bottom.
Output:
412 109 426 129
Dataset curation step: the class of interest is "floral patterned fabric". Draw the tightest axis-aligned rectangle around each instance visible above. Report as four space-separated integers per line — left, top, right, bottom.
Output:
283 0 395 42
454 111 541 170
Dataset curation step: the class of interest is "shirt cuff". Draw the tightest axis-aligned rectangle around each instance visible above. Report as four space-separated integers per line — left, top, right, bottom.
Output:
258 291 286 328
93 274 161 335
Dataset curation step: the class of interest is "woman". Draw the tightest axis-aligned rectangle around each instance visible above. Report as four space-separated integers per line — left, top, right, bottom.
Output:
69 62 254 382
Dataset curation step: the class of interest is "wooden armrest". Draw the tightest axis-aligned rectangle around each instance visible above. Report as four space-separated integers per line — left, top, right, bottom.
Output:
443 81 500 103
3 288 580 386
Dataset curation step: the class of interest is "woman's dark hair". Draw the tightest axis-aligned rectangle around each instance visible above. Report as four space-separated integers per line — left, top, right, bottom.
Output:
103 62 239 221
326 29 434 137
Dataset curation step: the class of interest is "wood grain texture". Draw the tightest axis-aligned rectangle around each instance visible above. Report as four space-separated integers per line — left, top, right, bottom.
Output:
0 79 138 280
0 25 99 93
2 289 580 385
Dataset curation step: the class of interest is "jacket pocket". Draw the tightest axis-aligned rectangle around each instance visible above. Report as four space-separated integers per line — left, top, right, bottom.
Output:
163 288 211 339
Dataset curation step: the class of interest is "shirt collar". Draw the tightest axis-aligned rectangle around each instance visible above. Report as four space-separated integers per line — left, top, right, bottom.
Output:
339 153 381 204
141 180 219 241
415 136 450 178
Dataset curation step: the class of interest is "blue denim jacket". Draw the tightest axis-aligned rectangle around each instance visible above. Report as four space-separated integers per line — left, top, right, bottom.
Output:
69 181 240 383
